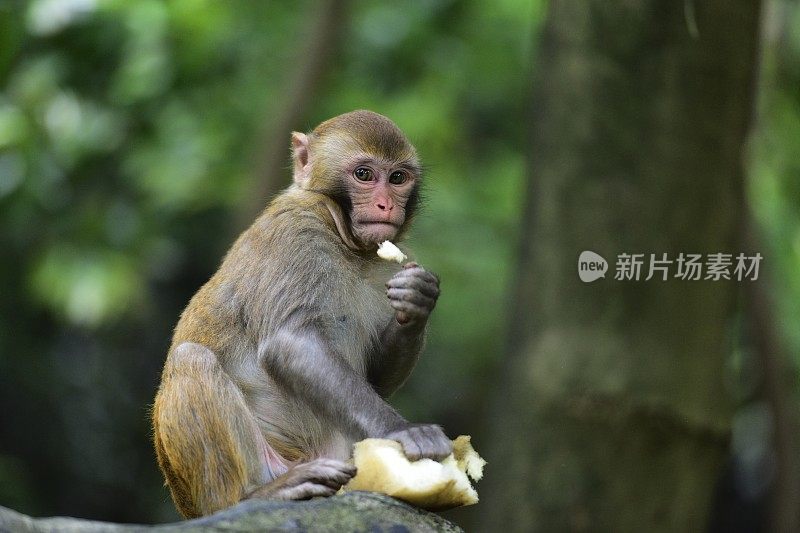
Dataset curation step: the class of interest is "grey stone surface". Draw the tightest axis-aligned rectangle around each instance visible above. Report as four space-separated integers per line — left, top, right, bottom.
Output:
0 492 462 533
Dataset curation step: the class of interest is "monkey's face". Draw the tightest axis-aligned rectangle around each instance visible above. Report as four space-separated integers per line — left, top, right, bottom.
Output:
346 158 418 245
294 111 423 248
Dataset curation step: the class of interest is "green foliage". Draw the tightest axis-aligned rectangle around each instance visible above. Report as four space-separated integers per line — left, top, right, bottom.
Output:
0 0 540 521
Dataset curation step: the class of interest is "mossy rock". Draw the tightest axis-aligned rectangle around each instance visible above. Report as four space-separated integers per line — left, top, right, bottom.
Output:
0 491 462 532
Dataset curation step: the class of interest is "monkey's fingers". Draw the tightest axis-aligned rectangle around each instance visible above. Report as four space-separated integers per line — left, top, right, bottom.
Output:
392 433 423 461
412 424 452 460
391 266 439 284
310 466 357 489
386 274 440 299
418 426 453 460
386 424 453 462
283 481 338 500
303 457 357 472
386 288 436 309
389 299 434 319
297 459 357 487
402 261 419 269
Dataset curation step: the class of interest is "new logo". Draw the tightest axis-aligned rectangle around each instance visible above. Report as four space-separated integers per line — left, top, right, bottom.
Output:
578 251 608 282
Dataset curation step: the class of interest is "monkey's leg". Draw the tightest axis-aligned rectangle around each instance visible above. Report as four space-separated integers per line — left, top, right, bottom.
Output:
153 342 355 518
153 342 272 517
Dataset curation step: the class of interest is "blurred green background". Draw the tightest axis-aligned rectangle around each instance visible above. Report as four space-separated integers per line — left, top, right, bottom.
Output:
0 1 798 531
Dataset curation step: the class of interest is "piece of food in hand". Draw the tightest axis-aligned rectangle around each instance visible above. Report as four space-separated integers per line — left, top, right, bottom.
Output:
342 435 486 511
377 240 408 264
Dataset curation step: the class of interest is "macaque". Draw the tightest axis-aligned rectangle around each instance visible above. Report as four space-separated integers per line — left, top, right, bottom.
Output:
151 110 451 518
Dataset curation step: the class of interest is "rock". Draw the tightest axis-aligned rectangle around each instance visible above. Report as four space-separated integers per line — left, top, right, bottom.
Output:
0 491 462 532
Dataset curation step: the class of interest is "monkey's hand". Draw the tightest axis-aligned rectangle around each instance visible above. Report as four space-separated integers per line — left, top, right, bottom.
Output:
384 423 453 461
386 262 440 326
247 458 356 501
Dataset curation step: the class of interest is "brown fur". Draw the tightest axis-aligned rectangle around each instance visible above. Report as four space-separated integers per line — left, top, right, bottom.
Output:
151 111 433 518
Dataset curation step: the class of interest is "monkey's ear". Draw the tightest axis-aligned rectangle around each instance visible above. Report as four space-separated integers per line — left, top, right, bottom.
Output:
291 132 311 187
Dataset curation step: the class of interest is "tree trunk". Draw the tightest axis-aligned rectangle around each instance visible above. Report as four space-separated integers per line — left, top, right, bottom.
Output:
483 1 762 531
239 0 349 227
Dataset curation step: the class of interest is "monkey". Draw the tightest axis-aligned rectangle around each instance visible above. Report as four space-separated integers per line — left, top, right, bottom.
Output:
151 110 452 519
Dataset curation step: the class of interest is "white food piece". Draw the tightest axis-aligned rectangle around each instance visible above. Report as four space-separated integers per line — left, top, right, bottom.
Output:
343 435 486 511
377 240 407 264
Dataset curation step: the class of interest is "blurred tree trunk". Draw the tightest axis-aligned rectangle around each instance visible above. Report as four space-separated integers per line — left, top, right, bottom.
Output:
239 0 348 227
482 1 761 531
747 3 800 530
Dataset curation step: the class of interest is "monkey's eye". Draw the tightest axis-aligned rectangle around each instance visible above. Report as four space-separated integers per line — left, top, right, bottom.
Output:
354 167 373 181
389 171 408 185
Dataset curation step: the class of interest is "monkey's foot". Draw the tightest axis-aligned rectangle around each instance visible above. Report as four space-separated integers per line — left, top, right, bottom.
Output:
247 458 357 501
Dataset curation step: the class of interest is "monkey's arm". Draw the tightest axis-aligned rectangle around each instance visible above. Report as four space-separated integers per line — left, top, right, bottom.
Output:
370 263 440 397
369 319 426 398
260 325 451 460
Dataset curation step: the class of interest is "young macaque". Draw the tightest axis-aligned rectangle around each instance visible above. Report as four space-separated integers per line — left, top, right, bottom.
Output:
151 110 450 518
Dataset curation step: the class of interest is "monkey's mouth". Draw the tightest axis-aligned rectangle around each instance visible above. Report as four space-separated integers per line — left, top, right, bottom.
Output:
359 221 398 228
354 221 400 243
356 220 400 232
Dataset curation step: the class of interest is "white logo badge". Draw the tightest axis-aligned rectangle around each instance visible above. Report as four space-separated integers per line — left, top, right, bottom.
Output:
578 251 608 282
